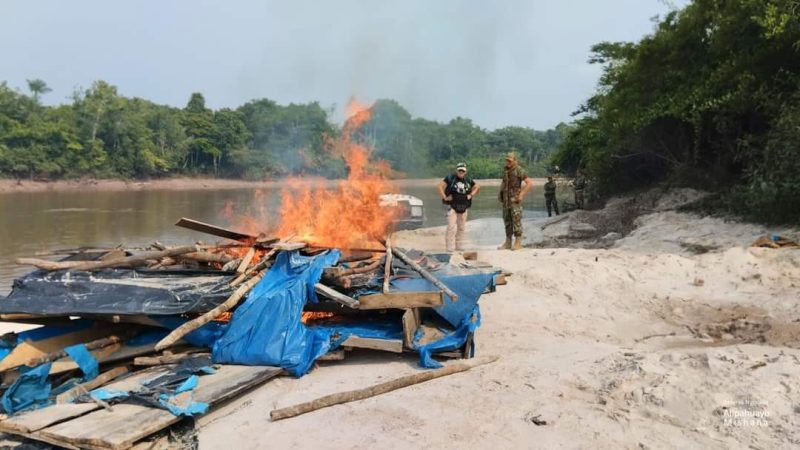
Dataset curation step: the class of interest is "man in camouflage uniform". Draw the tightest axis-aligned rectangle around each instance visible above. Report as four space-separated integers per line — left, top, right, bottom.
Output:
572 168 587 209
498 152 532 250
544 175 559 217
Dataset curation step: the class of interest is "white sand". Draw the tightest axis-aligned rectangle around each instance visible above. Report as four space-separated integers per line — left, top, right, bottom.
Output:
196 190 800 449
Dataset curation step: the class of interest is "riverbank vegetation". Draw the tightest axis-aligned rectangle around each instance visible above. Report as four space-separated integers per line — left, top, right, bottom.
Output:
0 82 564 181
552 0 800 223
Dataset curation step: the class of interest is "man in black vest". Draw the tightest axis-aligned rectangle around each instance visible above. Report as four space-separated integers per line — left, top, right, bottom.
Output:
438 162 480 252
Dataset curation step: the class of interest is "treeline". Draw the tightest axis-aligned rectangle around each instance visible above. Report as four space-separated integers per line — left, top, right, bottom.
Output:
552 0 800 223
0 81 564 181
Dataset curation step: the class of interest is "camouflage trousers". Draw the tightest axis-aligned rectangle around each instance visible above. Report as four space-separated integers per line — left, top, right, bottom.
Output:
502 205 523 237
574 189 585 209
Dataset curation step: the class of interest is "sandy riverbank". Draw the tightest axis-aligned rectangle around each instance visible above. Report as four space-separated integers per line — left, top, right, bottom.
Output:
197 189 800 449
0 177 521 193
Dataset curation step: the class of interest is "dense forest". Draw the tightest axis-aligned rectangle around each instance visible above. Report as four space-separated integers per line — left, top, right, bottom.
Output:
0 81 565 181
552 0 800 223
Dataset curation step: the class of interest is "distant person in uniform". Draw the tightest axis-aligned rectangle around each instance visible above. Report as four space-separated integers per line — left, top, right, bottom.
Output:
498 153 532 251
572 168 587 209
544 175 559 217
438 162 480 252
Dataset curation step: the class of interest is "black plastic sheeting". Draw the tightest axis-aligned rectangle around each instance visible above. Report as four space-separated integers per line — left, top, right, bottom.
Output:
0 268 234 316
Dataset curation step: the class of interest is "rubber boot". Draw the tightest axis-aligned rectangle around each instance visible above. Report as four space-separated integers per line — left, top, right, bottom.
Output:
498 238 512 250
512 237 522 251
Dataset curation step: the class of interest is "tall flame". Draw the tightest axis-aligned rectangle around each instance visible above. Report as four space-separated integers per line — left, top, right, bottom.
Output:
275 99 396 249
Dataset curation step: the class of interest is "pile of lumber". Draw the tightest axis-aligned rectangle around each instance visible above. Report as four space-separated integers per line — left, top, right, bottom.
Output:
0 217 503 448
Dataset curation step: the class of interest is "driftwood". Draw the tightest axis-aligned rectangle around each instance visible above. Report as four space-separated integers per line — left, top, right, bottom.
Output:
382 235 393 293
56 366 129 404
314 284 360 309
155 270 266 351
270 355 499 421
391 248 459 301
16 246 198 272
24 335 125 367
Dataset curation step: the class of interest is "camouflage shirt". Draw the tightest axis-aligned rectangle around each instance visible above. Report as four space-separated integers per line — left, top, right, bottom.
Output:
499 165 528 208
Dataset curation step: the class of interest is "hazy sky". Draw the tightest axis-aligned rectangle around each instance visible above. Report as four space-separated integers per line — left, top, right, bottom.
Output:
1 0 687 130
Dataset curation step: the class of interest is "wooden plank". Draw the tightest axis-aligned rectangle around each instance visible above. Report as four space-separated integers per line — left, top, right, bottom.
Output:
57 367 130 404
358 292 443 310
314 284 360 309
0 327 115 372
462 251 478 260
39 365 282 450
316 350 345 361
271 241 307 251
174 218 257 242
0 404 99 434
402 308 421 349
235 247 256 274
495 274 507 285
341 337 403 353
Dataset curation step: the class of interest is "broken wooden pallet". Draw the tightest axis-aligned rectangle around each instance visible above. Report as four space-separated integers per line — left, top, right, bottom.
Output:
0 365 282 450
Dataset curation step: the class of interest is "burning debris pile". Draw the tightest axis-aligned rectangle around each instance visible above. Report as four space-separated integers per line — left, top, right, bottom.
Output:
0 101 505 449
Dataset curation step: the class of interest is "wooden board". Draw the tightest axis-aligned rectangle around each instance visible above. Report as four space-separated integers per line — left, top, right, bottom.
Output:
342 336 403 353
0 327 115 372
0 404 99 434
174 218 257 242
38 365 282 450
402 308 421 349
271 242 307 251
358 291 443 310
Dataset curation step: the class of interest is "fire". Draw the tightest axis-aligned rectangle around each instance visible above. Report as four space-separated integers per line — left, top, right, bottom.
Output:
217 99 396 250
301 311 335 324
274 99 396 249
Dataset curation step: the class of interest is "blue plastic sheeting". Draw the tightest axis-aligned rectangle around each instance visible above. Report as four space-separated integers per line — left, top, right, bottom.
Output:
391 271 496 327
415 306 481 368
64 344 99 381
90 389 129 401
212 250 340 377
309 319 404 348
0 320 94 364
1 363 52 414
154 317 228 348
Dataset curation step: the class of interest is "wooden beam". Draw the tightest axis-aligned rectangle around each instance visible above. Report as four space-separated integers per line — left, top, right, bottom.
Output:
341 336 403 353
133 352 210 367
235 247 256 274
358 292 443 310
174 218 257 242
402 309 421 349
382 235 393 293
314 284 359 309
317 350 345 361
270 242 307 251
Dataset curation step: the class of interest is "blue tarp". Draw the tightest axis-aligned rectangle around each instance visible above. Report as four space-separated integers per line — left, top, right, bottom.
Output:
0 363 52 414
212 250 341 376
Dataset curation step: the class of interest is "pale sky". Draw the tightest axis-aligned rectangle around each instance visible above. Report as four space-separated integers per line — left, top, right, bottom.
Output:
0 0 688 130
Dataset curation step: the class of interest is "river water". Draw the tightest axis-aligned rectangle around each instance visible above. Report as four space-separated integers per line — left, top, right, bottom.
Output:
0 182 562 294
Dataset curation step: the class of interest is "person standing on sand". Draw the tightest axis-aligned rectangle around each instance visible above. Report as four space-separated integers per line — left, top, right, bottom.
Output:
438 162 480 252
544 175 559 217
498 153 532 251
572 168 587 209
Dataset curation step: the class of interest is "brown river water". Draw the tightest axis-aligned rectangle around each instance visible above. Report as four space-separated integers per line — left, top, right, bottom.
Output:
0 182 559 295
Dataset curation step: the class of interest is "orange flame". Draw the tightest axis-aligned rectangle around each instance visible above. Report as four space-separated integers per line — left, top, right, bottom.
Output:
301 311 335 324
274 99 396 249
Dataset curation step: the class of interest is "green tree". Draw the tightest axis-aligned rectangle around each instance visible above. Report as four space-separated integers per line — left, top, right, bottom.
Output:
26 79 51 104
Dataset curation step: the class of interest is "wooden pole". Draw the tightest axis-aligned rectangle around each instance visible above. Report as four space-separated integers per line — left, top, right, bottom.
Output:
56 366 129 404
270 355 498 421
15 246 199 272
314 283 360 309
382 235 392 294
134 352 210 367
154 270 266 351
24 335 125 367
391 248 459 301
